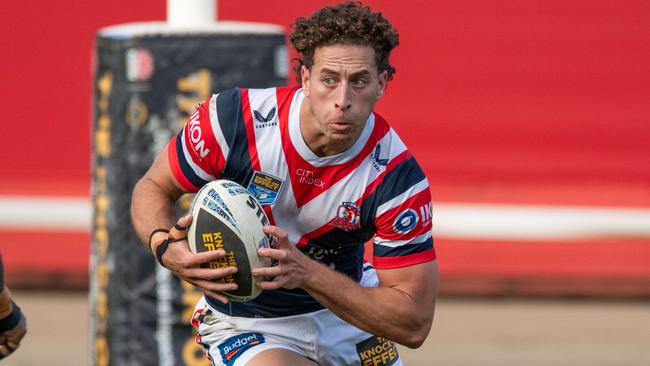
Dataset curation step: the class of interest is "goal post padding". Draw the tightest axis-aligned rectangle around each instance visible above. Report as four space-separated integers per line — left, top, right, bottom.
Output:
90 22 286 366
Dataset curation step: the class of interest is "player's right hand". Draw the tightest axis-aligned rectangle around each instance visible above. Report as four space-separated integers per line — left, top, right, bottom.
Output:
155 215 239 304
0 310 26 359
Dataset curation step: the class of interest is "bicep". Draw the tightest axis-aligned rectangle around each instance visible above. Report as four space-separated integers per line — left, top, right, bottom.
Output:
143 146 187 200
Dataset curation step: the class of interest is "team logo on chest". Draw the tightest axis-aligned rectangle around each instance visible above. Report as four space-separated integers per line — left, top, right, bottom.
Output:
330 202 362 231
247 171 284 205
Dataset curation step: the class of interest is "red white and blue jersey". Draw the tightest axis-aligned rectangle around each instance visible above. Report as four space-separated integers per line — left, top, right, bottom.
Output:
169 86 435 317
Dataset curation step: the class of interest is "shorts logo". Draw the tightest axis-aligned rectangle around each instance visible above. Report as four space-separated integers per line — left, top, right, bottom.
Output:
393 209 419 234
356 336 399 366
330 202 361 231
253 107 277 128
247 171 284 205
218 333 265 365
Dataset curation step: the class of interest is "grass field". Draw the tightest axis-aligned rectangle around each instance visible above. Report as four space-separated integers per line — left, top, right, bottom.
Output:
6 291 650 365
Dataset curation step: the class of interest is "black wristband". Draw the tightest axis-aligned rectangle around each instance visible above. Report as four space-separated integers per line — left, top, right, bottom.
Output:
148 229 170 253
0 301 23 332
155 239 171 268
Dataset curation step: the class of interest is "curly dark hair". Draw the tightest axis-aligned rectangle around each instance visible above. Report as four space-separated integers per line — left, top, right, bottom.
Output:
290 2 400 84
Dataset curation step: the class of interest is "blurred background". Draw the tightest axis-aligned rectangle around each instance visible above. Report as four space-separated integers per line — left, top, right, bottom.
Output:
1 0 649 365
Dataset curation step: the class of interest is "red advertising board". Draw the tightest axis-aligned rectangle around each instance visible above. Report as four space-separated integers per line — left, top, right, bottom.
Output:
1 0 649 294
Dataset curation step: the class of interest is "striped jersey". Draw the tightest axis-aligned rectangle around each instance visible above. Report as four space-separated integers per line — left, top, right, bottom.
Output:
169 86 435 317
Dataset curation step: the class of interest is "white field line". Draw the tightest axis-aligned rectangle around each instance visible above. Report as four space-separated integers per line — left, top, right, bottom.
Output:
0 196 649 240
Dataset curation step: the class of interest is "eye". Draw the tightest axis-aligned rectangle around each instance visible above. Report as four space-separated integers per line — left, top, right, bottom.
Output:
352 78 368 87
322 77 335 86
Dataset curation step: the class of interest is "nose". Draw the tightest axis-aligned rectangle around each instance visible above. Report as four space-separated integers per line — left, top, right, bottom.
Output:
334 83 352 111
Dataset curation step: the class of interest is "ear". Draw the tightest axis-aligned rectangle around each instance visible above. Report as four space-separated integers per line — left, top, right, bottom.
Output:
301 65 311 97
376 70 388 100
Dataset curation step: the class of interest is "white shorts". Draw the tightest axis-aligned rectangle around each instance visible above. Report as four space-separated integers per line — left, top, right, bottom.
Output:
191 267 403 366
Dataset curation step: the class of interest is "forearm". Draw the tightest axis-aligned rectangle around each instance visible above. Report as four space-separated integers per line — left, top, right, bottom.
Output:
130 177 180 248
255 226 438 347
302 261 436 348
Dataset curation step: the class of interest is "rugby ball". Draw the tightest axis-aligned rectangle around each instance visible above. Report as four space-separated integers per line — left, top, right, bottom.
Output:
187 179 273 302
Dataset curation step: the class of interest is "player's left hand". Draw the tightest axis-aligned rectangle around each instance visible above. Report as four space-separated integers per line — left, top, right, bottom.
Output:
252 225 315 290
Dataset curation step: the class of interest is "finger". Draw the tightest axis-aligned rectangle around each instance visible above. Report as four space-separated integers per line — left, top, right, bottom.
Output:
0 345 10 356
178 214 193 227
252 266 282 277
183 279 235 304
166 243 226 265
185 276 239 292
169 215 192 240
203 290 230 304
263 225 286 238
263 226 290 248
257 247 288 261
182 266 238 281
186 249 230 266
256 278 283 291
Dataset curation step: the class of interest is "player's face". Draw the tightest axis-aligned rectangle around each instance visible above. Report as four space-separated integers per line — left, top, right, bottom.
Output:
300 44 387 156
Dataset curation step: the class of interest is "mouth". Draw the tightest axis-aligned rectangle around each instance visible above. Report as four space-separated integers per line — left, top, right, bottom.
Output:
329 120 354 132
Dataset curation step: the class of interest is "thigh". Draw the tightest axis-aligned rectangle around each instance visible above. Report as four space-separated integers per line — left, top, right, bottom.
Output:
246 349 319 366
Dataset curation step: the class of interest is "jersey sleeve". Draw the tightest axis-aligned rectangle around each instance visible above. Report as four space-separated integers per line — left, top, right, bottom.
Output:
372 158 436 269
167 89 238 192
